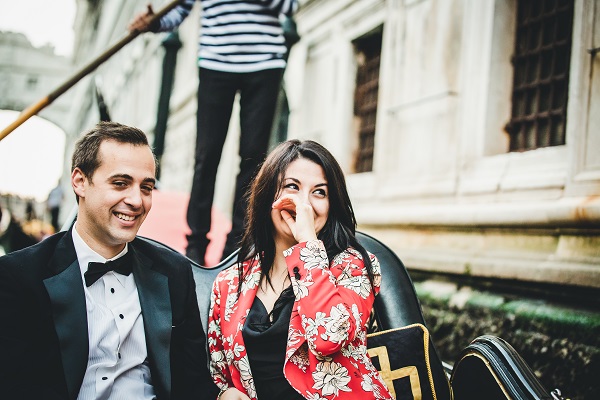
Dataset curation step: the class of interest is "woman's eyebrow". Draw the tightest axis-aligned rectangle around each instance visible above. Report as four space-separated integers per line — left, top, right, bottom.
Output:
284 177 328 186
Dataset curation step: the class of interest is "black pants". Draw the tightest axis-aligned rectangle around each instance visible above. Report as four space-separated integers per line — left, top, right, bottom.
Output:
186 67 283 263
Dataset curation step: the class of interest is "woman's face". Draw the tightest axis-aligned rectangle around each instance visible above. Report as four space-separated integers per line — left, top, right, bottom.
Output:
271 157 330 246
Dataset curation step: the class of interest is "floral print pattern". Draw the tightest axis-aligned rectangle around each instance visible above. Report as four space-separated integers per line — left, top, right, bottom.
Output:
208 240 393 399
312 360 352 396
237 356 257 399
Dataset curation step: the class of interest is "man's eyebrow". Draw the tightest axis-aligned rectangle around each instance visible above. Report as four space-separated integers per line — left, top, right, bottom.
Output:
109 174 133 181
109 174 156 185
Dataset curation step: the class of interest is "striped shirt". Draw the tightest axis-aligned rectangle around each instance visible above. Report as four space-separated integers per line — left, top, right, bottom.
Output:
156 0 297 73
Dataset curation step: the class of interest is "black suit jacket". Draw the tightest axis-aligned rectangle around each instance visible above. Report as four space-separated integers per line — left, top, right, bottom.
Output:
0 230 218 400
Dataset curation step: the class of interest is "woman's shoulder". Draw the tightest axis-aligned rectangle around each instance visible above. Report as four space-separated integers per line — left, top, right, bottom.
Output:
335 246 379 263
214 257 261 283
332 247 381 274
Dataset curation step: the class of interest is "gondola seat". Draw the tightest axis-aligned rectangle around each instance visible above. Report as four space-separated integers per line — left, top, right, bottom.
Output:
63 204 562 399
178 231 560 399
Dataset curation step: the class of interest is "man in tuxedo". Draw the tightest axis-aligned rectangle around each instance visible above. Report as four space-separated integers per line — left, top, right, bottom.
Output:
0 122 218 399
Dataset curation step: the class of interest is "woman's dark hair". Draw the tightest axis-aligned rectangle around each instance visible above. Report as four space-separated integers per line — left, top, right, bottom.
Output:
237 139 375 294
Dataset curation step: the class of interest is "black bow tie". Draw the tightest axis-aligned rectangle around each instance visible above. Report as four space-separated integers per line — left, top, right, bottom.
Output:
85 251 132 287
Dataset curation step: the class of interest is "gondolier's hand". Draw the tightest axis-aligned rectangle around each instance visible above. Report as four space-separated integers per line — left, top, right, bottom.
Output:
128 4 155 33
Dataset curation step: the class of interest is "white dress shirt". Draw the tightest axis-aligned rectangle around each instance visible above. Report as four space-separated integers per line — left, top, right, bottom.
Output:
72 227 156 400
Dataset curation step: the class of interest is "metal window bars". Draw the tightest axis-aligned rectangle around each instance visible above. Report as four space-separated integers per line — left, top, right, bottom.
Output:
507 0 574 152
353 31 382 173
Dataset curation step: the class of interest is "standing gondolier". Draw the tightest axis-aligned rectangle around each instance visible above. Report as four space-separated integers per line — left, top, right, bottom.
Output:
129 0 298 265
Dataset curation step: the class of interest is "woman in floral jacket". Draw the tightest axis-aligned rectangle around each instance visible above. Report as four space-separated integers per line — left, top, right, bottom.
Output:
208 140 393 400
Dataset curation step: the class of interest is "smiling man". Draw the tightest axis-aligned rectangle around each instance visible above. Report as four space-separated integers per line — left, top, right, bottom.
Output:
0 122 218 399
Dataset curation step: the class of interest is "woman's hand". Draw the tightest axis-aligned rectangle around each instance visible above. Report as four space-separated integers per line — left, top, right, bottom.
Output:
219 387 251 400
272 194 318 243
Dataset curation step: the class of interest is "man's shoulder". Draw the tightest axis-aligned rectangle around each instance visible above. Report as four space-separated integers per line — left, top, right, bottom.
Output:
0 231 68 275
1 231 66 263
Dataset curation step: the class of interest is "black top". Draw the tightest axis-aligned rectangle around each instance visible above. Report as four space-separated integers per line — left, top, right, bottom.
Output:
242 286 304 400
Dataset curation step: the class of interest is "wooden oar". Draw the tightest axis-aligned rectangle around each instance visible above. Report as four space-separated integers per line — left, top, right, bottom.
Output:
0 0 183 142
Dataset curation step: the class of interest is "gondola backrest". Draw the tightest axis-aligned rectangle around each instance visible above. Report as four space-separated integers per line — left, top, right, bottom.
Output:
189 231 452 400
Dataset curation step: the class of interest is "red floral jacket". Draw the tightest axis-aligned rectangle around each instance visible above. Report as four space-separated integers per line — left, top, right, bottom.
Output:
208 240 393 399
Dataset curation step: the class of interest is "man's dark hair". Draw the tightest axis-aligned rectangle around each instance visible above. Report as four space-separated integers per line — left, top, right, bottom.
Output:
71 121 155 180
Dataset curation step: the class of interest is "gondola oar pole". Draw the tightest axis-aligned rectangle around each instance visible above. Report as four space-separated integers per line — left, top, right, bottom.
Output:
0 0 183 142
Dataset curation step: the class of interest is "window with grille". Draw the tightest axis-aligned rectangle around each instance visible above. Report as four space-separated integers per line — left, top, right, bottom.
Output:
507 0 574 152
352 29 382 172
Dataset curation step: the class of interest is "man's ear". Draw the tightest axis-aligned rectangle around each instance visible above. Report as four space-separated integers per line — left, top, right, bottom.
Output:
71 168 87 199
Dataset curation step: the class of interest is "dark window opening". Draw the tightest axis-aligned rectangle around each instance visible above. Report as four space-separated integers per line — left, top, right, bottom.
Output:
352 28 382 172
507 0 574 152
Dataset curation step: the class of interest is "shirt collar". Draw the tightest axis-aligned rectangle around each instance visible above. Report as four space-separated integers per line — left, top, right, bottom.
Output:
72 225 129 279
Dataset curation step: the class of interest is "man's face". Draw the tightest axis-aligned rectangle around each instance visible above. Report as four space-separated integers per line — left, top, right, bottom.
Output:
72 140 156 258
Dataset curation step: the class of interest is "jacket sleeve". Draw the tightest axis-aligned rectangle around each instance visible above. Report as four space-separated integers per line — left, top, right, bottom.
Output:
207 275 233 391
0 257 64 399
154 0 195 32
253 0 298 15
285 240 381 357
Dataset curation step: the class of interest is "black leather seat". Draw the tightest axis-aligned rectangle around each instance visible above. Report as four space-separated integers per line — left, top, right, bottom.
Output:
192 248 239 336
63 201 557 399
351 233 558 400
354 232 453 399
189 231 453 399
142 231 557 400
190 232 435 338
451 335 558 400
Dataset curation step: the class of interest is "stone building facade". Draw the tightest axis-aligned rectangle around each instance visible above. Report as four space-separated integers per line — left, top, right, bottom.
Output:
286 0 600 292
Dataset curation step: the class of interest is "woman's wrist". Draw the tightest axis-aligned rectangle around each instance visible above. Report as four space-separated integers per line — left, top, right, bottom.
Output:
217 387 231 399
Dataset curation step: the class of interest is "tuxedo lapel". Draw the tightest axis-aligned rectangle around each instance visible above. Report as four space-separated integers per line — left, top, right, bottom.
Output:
43 231 88 400
131 245 172 399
